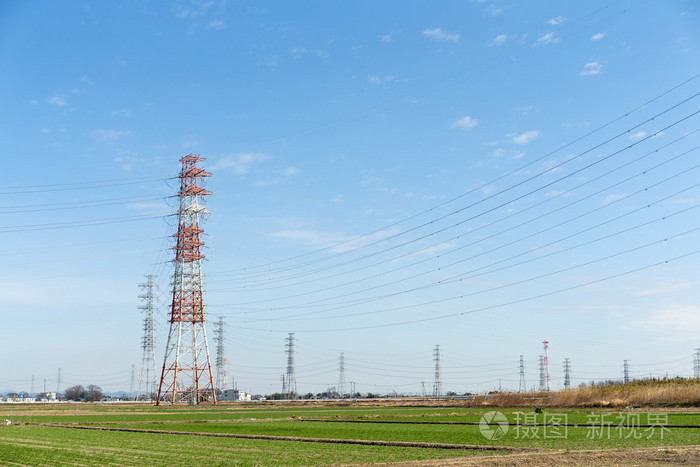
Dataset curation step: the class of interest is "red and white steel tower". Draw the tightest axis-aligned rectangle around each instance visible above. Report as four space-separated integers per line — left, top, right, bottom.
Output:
157 155 216 405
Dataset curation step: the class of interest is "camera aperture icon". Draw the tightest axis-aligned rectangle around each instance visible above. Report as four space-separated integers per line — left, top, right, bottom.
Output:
479 411 509 440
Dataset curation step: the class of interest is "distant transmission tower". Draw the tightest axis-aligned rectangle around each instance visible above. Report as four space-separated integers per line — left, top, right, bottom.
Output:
338 353 347 396
563 358 571 389
214 317 228 391
518 355 526 393
137 274 158 401
130 364 136 397
433 345 442 398
694 348 700 379
624 360 630 384
56 368 62 396
157 154 216 405
285 333 297 398
542 340 551 392
538 355 545 392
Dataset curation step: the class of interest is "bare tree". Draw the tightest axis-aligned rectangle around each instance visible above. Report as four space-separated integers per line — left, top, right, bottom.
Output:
86 385 103 402
64 385 85 401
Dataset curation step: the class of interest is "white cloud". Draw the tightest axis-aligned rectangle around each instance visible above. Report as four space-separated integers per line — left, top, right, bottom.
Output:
629 131 646 140
173 0 215 19
630 304 700 342
92 129 137 140
450 116 479 130
490 34 507 46
513 130 540 145
537 32 559 45
422 28 460 42
547 16 567 25
283 167 301 176
47 96 67 106
591 32 606 41
111 109 132 117
290 47 328 59
580 62 602 76
380 33 393 43
29 99 38 105
368 75 397 85
210 152 270 174
207 20 226 29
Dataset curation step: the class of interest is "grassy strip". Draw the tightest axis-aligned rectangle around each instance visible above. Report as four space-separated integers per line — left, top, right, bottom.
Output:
0 426 493 466
86 419 700 450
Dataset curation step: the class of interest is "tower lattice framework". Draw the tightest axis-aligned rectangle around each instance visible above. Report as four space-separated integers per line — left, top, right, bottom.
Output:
157 154 216 405
137 274 158 400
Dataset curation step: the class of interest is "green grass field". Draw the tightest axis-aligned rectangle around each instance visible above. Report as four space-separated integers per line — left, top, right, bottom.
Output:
0 402 698 465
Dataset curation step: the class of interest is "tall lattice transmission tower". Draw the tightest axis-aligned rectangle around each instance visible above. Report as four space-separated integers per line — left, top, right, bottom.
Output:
214 317 228 392
518 355 526 393
623 360 630 384
285 333 297 399
338 353 347 396
433 345 442 398
538 355 545 392
137 274 158 400
563 358 571 389
157 154 216 405
542 340 551 392
693 348 700 379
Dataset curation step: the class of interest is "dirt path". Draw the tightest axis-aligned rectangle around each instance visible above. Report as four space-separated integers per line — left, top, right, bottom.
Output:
381 445 700 466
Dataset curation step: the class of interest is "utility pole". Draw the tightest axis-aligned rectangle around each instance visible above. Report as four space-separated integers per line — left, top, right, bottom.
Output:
433 345 442 398
624 360 630 384
285 333 297 399
137 274 158 401
538 355 545 392
57 368 62 396
337 353 346 396
563 358 571 389
518 355 526 393
420 381 427 398
694 348 700 379
157 155 216 405
31 375 35 396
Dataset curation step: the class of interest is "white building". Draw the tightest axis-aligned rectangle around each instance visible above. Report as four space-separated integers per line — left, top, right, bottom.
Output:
220 389 251 401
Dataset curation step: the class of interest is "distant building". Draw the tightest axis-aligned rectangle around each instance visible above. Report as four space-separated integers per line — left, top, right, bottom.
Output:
219 389 251 401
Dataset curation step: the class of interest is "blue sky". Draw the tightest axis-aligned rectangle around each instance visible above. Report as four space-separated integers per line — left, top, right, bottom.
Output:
1 1 699 396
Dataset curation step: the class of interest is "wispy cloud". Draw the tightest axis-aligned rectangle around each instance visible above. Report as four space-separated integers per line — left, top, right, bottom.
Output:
173 0 215 19
547 16 567 25
47 96 67 106
207 20 226 29
210 152 270 174
450 116 479 130
490 34 507 46
629 131 646 140
591 32 606 41
630 304 700 342
290 47 329 59
92 129 137 140
580 62 602 76
537 32 559 45
380 33 393 43
422 28 460 42
513 130 540 145
111 109 132 117
368 75 397 85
